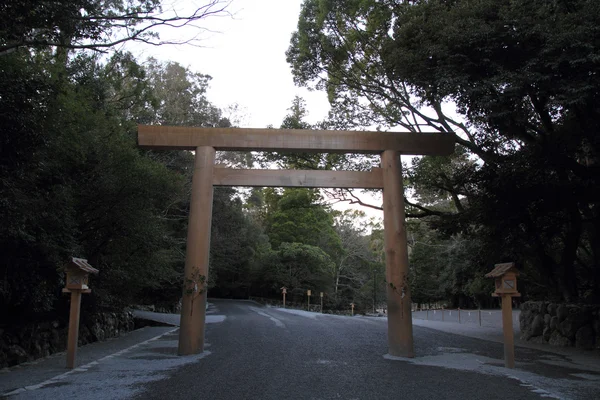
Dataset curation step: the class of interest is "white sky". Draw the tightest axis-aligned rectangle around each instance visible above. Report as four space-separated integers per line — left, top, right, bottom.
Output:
131 0 331 128
129 0 384 222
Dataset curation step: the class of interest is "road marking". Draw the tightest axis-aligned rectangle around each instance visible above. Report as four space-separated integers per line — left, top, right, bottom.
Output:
249 307 286 328
1 327 178 397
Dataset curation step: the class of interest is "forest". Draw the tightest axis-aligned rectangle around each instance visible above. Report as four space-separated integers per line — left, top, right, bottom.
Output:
1 0 599 330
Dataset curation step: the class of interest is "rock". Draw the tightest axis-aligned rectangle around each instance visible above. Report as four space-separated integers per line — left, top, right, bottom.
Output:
544 313 551 326
549 331 572 347
557 304 568 322
550 316 558 330
568 306 588 322
7 345 28 366
519 309 535 332
547 303 558 316
529 336 545 344
539 302 548 314
594 320 600 350
91 323 105 341
575 325 594 350
531 315 545 337
520 302 533 312
558 319 578 339
543 326 552 342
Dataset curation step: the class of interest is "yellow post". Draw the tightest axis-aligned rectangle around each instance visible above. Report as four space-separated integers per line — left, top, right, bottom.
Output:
66 291 82 369
178 146 215 355
381 150 414 358
502 295 515 368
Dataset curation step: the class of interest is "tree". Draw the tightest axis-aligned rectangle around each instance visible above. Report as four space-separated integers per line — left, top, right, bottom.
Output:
331 210 373 294
267 189 341 255
288 0 600 302
0 0 230 56
208 188 263 298
0 49 191 317
257 96 355 171
276 242 334 294
142 58 227 127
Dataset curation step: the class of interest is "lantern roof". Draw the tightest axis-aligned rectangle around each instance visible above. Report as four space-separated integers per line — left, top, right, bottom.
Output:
485 262 518 278
68 257 99 275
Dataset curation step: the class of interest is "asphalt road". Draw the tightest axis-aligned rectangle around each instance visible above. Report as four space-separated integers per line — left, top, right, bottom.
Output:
5 300 599 400
130 300 596 400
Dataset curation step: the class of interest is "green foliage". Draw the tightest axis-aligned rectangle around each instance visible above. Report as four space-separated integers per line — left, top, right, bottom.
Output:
208 188 263 298
0 42 262 322
267 189 341 256
0 49 189 319
256 96 355 171
289 0 600 303
277 242 334 290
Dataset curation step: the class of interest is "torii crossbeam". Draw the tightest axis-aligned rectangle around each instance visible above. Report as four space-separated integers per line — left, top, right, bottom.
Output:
138 125 454 358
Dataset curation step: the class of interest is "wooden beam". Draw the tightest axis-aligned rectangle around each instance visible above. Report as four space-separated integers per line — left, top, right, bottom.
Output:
213 167 383 188
138 125 454 155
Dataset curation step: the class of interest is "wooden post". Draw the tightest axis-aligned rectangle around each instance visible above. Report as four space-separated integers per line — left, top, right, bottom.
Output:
178 146 215 355
351 303 355 316
442 306 444 322
66 290 82 369
458 308 461 323
320 292 324 313
479 307 482 326
381 150 414 358
283 292 286 308
426 309 429 320
502 295 515 368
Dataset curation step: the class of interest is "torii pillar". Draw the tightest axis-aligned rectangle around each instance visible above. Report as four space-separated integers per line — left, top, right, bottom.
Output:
178 146 215 355
382 150 414 357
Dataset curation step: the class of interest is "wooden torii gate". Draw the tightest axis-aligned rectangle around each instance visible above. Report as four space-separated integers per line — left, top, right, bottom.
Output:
138 125 454 358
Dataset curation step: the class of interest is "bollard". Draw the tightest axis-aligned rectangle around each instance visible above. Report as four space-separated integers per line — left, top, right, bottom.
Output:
458 308 461 324
479 308 482 326
442 307 444 322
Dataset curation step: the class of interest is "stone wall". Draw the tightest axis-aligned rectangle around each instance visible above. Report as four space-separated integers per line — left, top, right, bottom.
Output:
0 311 134 368
519 301 600 350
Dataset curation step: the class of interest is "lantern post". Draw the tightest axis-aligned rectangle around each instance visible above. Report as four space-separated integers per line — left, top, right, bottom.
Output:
485 262 521 369
63 257 98 369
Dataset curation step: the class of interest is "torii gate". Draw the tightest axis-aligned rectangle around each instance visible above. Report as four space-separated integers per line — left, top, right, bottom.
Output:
138 125 454 358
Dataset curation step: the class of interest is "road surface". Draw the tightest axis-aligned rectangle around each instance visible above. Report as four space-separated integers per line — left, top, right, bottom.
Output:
3 300 599 400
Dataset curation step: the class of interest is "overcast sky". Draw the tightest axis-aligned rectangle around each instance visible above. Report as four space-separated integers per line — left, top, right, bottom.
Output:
132 0 331 129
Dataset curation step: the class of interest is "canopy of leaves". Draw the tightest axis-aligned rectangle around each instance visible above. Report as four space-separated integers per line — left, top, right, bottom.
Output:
289 0 600 302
